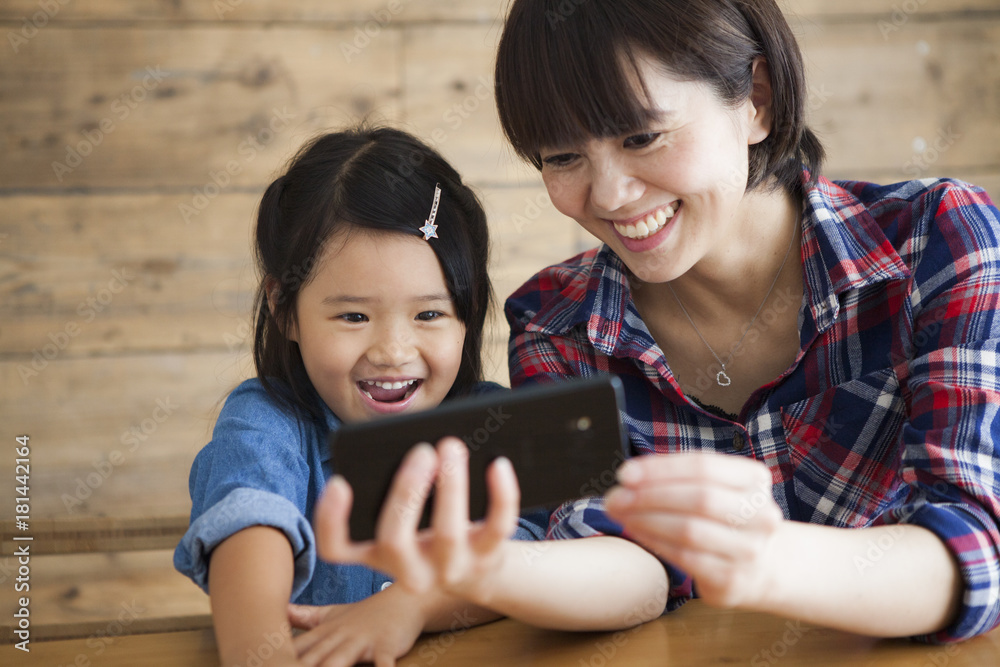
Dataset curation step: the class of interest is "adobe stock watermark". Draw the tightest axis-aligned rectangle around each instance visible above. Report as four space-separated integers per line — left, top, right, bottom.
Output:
545 0 590 31
61 397 178 513
576 582 669 667
7 0 71 54
179 106 296 224
415 608 479 665
214 0 244 19
921 644 962 667
340 0 412 63
510 192 555 234
887 304 949 368
853 496 946 575
878 0 931 40
384 76 494 193
51 66 168 182
750 619 813 666
50 600 147 664
17 267 135 385
235 622 292 667
903 126 961 178
678 286 800 397
393 406 513 524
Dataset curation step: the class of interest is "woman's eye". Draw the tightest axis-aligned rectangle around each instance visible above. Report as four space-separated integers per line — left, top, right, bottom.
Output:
623 133 660 149
338 313 368 323
541 153 578 168
416 311 443 322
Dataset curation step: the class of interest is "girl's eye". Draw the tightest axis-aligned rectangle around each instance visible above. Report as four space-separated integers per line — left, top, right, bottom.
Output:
541 152 578 169
338 313 368 323
623 132 660 149
416 311 444 322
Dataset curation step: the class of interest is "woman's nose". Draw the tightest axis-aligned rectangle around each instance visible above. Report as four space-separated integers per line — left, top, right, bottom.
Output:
589 159 643 214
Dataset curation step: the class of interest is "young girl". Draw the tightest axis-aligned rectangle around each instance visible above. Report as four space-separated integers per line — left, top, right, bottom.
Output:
174 126 558 666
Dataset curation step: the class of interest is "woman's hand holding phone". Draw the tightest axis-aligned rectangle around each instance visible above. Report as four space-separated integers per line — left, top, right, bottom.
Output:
604 451 783 609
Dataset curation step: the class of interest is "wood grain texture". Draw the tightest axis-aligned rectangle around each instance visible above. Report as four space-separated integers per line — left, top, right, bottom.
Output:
802 20 1000 176
2 25 401 189
0 351 248 519
0 517 189 555
1 193 258 354
11 600 1000 665
0 550 211 645
1 0 997 22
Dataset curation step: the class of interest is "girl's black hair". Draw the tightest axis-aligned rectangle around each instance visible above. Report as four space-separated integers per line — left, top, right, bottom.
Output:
495 0 825 194
252 125 493 421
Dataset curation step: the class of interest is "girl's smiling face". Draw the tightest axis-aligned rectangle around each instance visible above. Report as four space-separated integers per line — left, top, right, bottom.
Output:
289 230 466 423
539 54 771 284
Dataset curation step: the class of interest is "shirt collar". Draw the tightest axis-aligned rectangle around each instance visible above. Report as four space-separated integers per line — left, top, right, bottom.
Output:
801 174 910 331
517 246 632 358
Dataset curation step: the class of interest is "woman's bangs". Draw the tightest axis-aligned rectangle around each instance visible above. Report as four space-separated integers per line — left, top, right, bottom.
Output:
497 3 658 167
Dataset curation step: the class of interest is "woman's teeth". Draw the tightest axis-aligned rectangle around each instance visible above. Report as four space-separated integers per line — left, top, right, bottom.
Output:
614 203 677 240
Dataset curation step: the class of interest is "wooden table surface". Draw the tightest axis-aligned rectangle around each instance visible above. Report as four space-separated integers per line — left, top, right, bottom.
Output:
9 599 1000 666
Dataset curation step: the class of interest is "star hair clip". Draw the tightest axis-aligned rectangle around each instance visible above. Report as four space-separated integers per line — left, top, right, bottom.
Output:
419 183 442 241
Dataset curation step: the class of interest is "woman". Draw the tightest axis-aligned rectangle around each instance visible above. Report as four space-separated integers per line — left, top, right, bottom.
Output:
315 0 1000 645
494 0 1000 644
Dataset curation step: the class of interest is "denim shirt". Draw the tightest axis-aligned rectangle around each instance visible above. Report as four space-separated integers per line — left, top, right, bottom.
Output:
174 378 547 604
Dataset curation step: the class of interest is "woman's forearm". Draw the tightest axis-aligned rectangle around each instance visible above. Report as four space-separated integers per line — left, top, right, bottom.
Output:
758 521 962 637
472 536 669 632
208 526 301 666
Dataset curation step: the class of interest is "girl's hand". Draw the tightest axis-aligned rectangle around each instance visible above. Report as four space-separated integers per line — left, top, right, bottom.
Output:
604 452 783 609
314 437 520 606
288 588 426 667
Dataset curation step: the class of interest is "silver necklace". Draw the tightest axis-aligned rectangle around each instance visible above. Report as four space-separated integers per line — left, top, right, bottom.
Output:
667 223 797 387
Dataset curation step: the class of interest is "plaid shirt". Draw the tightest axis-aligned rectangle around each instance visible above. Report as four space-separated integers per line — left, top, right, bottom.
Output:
505 174 1000 643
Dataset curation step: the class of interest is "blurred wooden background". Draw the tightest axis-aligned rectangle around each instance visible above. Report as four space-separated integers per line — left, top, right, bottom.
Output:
2 0 999 646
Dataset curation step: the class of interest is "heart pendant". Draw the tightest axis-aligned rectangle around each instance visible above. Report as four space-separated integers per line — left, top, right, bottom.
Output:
716 370 732 387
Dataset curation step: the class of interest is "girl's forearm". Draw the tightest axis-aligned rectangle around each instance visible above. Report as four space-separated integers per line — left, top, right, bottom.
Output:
472 536 668 632
758 521 962 637
209 526 300 666
414 589 503 633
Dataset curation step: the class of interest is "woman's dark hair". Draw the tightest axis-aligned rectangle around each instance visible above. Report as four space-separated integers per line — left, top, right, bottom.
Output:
252 125 493 421
495 0 824 193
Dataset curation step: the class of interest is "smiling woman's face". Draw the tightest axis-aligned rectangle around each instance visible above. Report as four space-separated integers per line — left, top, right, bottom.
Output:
538 54 770 284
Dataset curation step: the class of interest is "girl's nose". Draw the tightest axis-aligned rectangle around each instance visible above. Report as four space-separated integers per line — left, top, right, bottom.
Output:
366 326 416 368
589 159 643 214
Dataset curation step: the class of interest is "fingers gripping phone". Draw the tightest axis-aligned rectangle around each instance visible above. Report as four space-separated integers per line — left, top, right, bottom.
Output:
329 375 629 541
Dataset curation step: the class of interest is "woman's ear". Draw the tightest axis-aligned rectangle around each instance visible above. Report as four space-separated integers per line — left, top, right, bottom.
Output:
747 57 774 146
265 276 298 342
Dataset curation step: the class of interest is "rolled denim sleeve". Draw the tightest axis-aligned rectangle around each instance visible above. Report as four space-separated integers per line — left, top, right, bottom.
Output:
174 381 317 598
175 488 316 598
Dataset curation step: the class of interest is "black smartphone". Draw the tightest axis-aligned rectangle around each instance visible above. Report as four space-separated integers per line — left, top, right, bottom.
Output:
329 375 629 541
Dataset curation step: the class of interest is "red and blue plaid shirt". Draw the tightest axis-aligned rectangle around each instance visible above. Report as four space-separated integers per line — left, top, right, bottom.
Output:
505 174 1000 643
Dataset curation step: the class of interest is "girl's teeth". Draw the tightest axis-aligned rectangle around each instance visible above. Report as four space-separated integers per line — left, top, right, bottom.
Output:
364 380 415 390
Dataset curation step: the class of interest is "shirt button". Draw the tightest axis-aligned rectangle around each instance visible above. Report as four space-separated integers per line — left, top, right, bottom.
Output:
733 432 745 451
380 581 393 591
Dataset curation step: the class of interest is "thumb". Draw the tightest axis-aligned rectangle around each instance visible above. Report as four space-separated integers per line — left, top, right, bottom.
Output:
287 603 326 630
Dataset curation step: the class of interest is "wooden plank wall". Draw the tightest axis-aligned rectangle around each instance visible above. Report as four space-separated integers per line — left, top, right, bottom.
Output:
2 0 999 642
